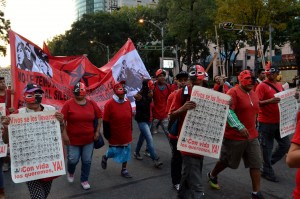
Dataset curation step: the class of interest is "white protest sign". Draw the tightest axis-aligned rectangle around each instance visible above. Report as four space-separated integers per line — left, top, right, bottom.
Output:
177 86 230 159
8 110 65 183
274 88 298 138
0 103 7 157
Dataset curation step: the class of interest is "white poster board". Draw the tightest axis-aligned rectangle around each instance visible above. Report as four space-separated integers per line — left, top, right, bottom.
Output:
0 103 6 116
0 103 7 157
274 88 298 138
177 86 231 159
8 111 65 183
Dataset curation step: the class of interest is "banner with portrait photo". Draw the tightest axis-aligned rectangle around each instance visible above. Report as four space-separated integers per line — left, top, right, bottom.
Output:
8 111 65 183
9 30 149 111
274 88 298 138
177 86 231 159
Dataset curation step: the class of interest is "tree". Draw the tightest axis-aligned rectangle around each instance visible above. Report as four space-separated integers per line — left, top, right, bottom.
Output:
158 0 217 68
48 11 133 67
0 0 10 57
47 7 163 72
215 0 299 73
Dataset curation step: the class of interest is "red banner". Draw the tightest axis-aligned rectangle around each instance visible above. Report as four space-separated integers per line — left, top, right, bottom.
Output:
9 31 150 111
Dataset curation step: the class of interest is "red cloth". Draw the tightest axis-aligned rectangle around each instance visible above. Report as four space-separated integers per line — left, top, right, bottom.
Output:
170 84 177 93
291 112 300 199
103 99 132 145
0 89 11 108
255 79 283 123
169 86 202 157
253 82 259 92
152 83 170 119
213 83 230 94
225 86 259 140
61 99 102 145
166 90 177 115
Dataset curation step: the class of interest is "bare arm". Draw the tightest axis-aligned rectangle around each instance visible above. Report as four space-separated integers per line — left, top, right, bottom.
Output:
286 143 300 168
259 97 281 106
169 101 196 121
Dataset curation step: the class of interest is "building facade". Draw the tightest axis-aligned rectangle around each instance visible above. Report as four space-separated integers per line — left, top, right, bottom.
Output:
74 0 158 19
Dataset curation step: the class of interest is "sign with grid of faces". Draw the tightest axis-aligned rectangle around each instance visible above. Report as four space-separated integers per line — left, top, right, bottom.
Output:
177 86 230 159
8 111 65 183
275 88 298 138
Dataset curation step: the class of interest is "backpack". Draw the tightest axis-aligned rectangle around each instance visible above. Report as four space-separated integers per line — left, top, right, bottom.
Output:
167 86 190 137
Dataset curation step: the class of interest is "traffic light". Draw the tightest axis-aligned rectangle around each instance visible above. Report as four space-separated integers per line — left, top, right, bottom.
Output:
222 22 234 30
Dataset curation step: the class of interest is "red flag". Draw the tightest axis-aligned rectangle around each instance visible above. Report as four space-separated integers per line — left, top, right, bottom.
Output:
89 38 150 109
43 42 51 56
9 30 106 110
9 31 149 111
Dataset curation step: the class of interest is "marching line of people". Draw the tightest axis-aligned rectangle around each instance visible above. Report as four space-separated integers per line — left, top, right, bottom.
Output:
0 61 299 199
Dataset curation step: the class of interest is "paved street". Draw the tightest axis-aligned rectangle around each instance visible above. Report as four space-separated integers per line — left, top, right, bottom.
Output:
3 121 297 199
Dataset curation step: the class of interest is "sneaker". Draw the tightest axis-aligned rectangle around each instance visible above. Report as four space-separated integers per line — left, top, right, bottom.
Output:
200 192 206 199
67 173 74 183
173 184 180 191
81 181 91 190
251 192 265 199
207 172 220 190
2 163 9 172
121 169 132 178
101 155 107 170
154 159 163 168
144 150 151 158
261 173 279 182
134 152 143 160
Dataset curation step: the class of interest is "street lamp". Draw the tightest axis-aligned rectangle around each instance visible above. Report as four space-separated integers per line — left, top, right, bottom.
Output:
138 18 164 68
90 40 110 63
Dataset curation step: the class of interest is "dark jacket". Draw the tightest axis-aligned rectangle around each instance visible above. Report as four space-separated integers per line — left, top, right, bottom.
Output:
135 80 152 122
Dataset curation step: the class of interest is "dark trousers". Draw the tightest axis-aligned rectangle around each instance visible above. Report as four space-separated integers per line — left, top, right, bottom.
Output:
259 122 290 177
169 138 182 185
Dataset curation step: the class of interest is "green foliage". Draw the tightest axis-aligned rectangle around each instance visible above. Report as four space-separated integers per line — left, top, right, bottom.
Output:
0 0 10 57
158 0 217 67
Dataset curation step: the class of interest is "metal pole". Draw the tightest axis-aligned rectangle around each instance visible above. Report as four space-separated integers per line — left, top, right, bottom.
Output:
107 45 110 62
269 24 272 64
161 27 164 68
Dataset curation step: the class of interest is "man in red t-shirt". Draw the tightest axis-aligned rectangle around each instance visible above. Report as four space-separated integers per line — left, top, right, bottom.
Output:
207 70 265 199
287 112 300 199
169 64 206 199
253 68 266 92
151 69 171 135
256 65 294 183
0 77 14 114
166 70 188 191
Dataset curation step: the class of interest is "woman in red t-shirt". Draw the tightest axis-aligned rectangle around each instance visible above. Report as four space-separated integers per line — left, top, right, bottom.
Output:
287 112 300 199
101 81 133 178
61 82 102 190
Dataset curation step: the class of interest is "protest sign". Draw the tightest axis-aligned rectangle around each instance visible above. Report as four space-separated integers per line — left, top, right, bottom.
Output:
177 86 230 159
275 88 298 138
8 110 65 183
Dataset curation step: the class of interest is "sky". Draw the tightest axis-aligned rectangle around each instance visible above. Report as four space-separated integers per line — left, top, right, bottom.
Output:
0 0 75 67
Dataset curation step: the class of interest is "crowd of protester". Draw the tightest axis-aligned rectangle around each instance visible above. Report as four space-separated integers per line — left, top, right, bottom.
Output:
0 60 300 199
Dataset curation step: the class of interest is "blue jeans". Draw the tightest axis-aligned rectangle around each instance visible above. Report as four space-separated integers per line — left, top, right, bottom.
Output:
67 142 94 182
259 122 290 177
0 158 3 188
135 122 158 160
151 118 169 136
